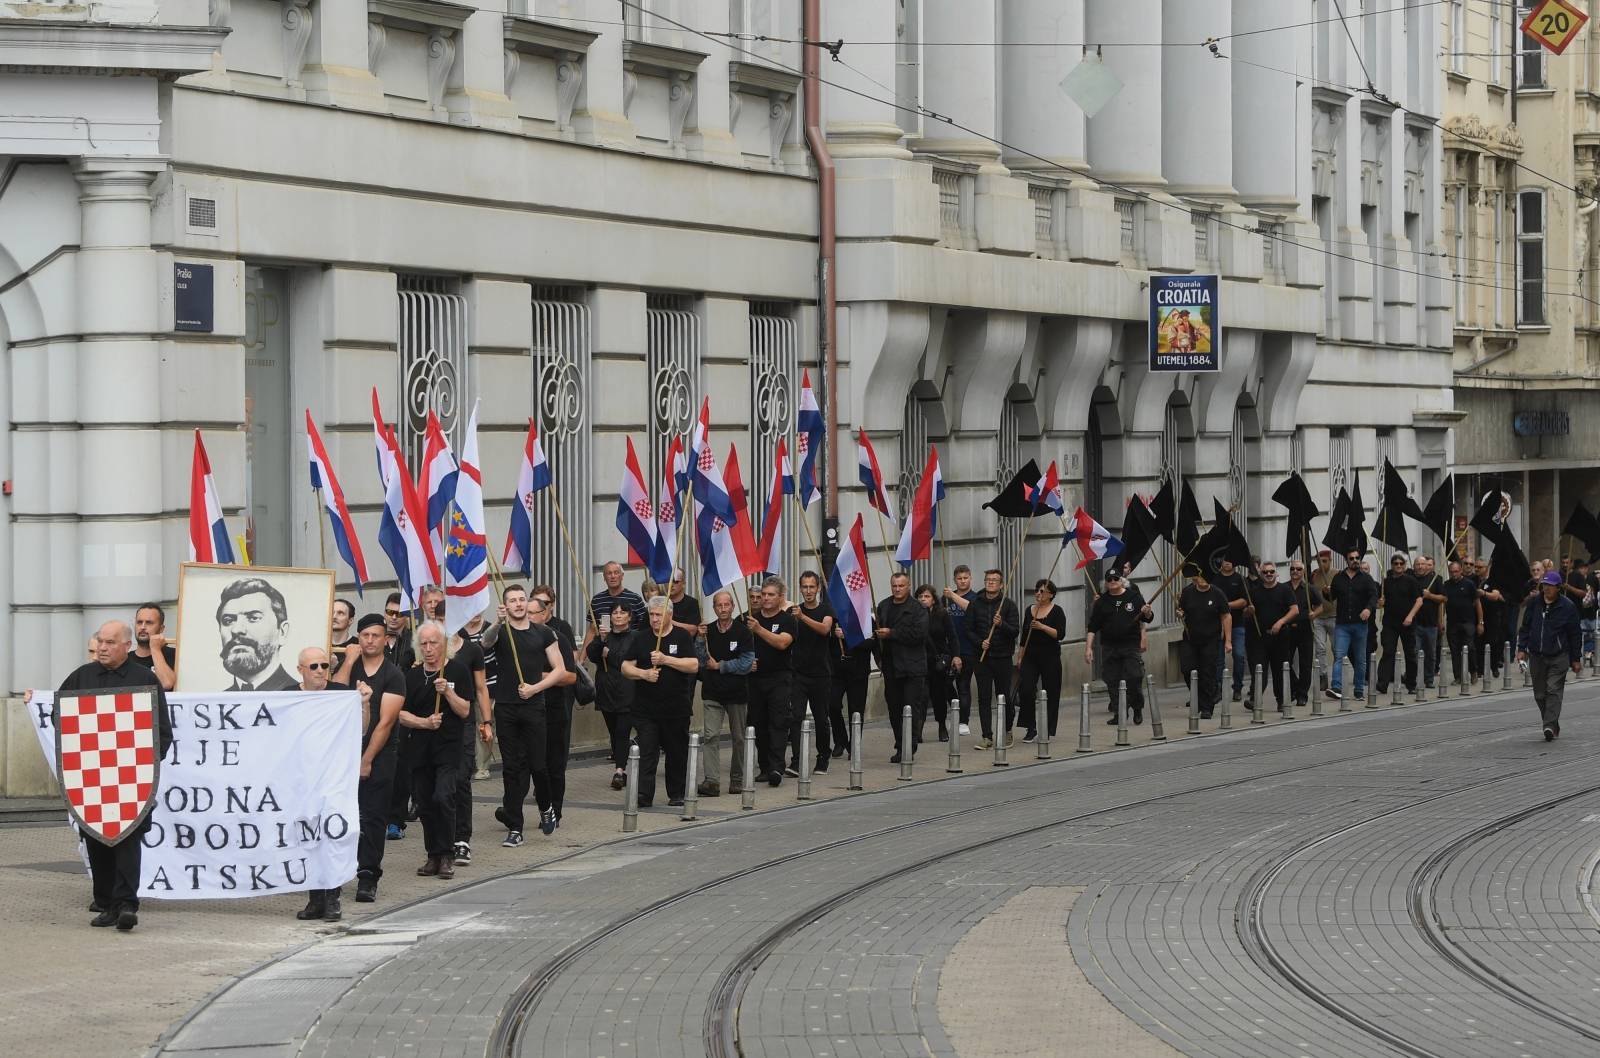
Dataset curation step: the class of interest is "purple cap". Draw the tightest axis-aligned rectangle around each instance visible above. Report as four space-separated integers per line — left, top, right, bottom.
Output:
1542 570 1563 586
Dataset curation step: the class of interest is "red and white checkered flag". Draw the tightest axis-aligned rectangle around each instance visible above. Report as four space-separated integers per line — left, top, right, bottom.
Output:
55 689 161 846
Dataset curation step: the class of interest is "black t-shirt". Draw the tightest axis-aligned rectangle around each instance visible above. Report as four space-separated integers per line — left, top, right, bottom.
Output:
1179 583 1230 641
460 627 495 692
1381 571 1422 619
489 622 555 704
628 626 697 717
128 645 177 672
1213 570 1247 608
1020 605 1065 667
1412 572 1444 628
1444 576 1480 623
750 609 796 674
330 635 357 668
545 617 578 707
1286 580 1322 631
1252 582 1298 631
348 656 408 745
385 635 415 672
403 657 475 747
792 602 836 675
672 595 701 630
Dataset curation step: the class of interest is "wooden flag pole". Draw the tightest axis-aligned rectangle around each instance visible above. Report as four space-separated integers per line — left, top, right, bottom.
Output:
314 487 328 571
871 506 897 598
547 482 603 664
979 516 1037 662
482 545 526 685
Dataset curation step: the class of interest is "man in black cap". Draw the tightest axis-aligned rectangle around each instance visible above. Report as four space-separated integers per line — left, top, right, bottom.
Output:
1374 552 1423 696
965 569 1019 749
1177 565 1231 718
1086 567 1147 724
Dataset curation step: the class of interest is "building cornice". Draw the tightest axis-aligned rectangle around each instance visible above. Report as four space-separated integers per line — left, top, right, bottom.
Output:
0 19 227 76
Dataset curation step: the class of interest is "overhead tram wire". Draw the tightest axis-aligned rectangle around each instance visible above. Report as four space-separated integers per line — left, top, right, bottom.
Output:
614 0 1597 309
1329 0 1379 93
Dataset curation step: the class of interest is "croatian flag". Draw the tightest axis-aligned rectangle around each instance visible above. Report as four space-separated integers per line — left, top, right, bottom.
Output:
1024 461 1064 516
755 438 789 576
420 411 459 549
503 420 549 579
373 399 439 608
857 429 894 522
444 402 491 633
650 437 685 586
615 437 658 568
1069 507 1124 570
796 369 824 509
827 514 874 649
690 397 736 519
695 447 751 596
187 430 236 564
306 411 368 593
894 446 945 567
724 446 763 577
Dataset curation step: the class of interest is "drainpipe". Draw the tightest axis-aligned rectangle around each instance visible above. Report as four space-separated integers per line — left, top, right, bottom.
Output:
802 0 839 542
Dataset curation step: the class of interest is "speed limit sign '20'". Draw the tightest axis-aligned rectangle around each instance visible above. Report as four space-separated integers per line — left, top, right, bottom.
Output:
1522 0 1589 55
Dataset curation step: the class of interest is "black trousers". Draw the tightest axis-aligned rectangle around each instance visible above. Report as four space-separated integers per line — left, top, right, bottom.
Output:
972 653 1014 738
829 660 868 749
386 728 411 827
357 743 398 880
602 709 632 770
1376 621 1418 692
1290 628 1315 703
410 733 458 858
534 696 572 818
633 713 690 805
452 724 474 845
789 672 833 763
928 669 954 735
85 819 149 912
1101 645 1145 716
884 672 928 752
952 654 975 725
1445 620 1478 683
1483 616 1505 674
1016 659 1062 735
747 672 793 777
494 700 547 832
1247 632 1298 707
1179 635 1221 713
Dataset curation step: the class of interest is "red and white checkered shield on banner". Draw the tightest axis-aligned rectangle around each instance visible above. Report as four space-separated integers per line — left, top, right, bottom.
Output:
54 689 161 846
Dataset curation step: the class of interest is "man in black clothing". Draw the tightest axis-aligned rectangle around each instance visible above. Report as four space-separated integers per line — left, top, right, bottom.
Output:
830 625 874 757
876 571 929 762
590 605 641 789
1413 555 1445 688
695 590 753 796
448 617 490 865
1473 557 1507 678
1443 560 1483 685
965 569 1020 748
1244 561 1301 709
50 620 172 931
941 566 978 735
530 584 578 827
130 602 177 690
746 577 797 785
790 570 835 773
1086 569 1147 724
1177 569 1231 718
382 592 416 670
668 569 702 636
1285 560 1322 707
1212 558 1250 701
622 595 699 806
1374 553 1423 695
482 584 567 846
1326 550 1379 700
400 622 474 880
339 614 407 903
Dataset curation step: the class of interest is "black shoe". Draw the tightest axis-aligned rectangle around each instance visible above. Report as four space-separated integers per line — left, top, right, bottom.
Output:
831 746 846 758
610 771 626 791
90 910 117 928
1544 725 1556 742
814 760 829 775
1022 730 1037 743
889 752 903 764
697 780 721 797
323 891 343 922
1132 710 1143 725
1105 715 1118 726
454 841 472 865
116 909 137 932
1553 721 1561 738
88 900 103 914
355 877 378 903
667 798 685 807
636 800 653 809
1200 710 1214 720
494 806 511 829
539 808 557 836
767 771 782 787
296 896 326 920
1375 684 1387 695
784 765 800 777
1232 690 1242 702
1324 689 1340 701
938 730 949 742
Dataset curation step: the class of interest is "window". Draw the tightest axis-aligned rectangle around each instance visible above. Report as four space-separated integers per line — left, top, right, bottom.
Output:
530 288 592 616
1518 3 1545 87
1517 188 1546 326
1193 211 1213 266
1449 0 1466 74
1489 1 1504 85
749 303 798 581
1491 191 1505 328
397 275 468 473
1452 190 1467 324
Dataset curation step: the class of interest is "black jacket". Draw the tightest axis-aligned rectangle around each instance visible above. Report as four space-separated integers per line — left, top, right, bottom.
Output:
586 629 640 714
1518 593 1582 661
965 592 1020 654
875 596 928 677
1327 570 1379 625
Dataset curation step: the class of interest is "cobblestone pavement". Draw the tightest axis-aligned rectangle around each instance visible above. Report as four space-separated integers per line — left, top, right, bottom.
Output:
132 676 1600 1058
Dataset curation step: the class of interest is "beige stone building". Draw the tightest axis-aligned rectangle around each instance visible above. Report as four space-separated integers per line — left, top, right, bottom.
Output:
1443 0 1600 557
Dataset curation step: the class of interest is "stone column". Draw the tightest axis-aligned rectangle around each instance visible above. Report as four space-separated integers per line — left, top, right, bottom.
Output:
1162 0 1232 198
1085 0 1164 187
301 0 387 111
445 10 520 131
570 0 637 148
1001 0 1087 174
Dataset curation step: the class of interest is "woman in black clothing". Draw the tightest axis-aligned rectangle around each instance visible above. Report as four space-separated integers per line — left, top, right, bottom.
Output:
1016 579 1066 740
918 585 957 741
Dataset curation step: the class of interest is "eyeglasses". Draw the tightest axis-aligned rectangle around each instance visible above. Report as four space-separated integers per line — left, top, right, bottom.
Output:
534 598 554 608
1261 569 1277 576
384 609 401 618
306 662 330 671
1290 566 1304 573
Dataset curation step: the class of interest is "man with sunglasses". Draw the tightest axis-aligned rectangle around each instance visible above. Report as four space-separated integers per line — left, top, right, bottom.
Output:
1444 560 1485 685
1285 561 1322 708
1374 552 1423 697
1243 561 1300 711
1412 555 1445 689
1325 550 1378 700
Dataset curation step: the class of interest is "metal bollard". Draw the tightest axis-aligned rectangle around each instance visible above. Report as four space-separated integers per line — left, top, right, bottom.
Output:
798 719 814 800
1252 664 1265 725
1416 648 1427 704
1366 652 1376 709
742 726 757 810
682 734 700 821
848 714 864 790
1279 660 1294 720
622 744 640 833
947 700 963 773
994 695 1010 766
1146 673 1166 741
1311 656 1326 717
1036 689 1052 758
1076 683 1093 753
898 707 914 781
1338 658 1352 713
1187 670 1201 735
1315 649 1325 696
1507 641 1515 690
1115 681 1130 746
1481 645 1492 693
1220 673 1233 729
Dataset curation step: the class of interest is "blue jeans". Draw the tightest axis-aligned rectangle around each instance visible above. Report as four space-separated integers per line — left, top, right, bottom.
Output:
1415 625 1438 686
1582 617 1596 657
1330 622 1369 694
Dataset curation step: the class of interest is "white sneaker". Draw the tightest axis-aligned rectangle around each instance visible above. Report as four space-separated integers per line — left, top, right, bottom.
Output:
472 769 490 780
958 723 971 736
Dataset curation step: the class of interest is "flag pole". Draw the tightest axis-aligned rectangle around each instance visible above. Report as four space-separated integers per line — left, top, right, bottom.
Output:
314 486 328 570
547 480 603 666
979 517 1035 662
482 545 526 685
872 506 897 598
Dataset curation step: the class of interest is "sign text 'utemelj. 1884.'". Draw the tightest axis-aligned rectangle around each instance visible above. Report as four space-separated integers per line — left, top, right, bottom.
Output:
1149 274 1220 373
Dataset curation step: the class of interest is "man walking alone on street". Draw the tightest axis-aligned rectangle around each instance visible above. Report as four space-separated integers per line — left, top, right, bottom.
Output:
1517 569 1583 741
1086 568 1147 725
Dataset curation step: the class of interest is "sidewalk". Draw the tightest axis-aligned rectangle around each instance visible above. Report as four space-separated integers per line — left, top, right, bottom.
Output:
0 675 1535 1058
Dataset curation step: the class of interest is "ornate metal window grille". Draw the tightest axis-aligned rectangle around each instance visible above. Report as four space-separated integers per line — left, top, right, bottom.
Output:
749 303 799 582
397 276 468 480
1229 407 1249 543
1329 427 1352 499
647 294 702 586
899 392 932 589
996 400 1023 593
531 287 592 618
1160 400 1185 622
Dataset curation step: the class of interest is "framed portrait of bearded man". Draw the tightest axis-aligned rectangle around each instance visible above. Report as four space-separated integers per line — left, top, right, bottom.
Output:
174 564 335 692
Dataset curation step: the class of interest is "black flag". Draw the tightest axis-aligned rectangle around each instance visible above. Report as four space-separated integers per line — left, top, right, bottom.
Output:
1469 488 1511 548
1488 529 1530 600
1191 499 1252 576
1419 474 1455 558
1270 472 1320 559
1175 481 1203 558
1322 487 1355 555
981 459 1055 518
1147 478 1176 543
1119 493 1160 574
1562 502 1600 562
1374 459 1425 552
1349 470 1370 556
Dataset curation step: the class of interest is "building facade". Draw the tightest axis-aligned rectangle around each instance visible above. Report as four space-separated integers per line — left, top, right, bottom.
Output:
1442 0 1600 558
0 0 1452 714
